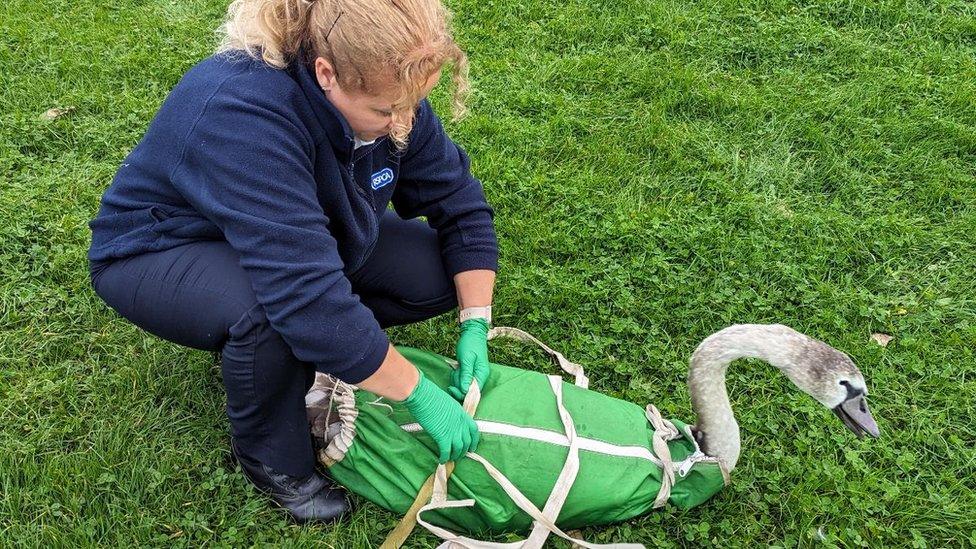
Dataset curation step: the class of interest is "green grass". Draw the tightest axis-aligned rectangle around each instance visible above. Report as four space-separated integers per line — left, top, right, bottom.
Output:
2 0 975 546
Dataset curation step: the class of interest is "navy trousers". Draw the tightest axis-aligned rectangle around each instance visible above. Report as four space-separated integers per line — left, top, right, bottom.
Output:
90 211 457 477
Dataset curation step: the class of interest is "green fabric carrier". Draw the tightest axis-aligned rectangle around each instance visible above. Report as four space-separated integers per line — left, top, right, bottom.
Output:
306 327 729 548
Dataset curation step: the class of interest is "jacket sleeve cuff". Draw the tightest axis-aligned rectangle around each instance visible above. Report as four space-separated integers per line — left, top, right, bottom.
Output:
442 247 499 277
322 327 390 385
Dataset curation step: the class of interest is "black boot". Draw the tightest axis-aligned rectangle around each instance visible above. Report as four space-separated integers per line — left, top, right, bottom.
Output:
231 439 350 524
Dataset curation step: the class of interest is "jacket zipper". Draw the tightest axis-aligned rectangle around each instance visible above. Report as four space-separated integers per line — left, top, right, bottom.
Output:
349 137 388 210
347 155 378 274
349 159 376 212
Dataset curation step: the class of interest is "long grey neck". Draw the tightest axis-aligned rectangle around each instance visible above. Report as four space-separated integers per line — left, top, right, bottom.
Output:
687 324 807 471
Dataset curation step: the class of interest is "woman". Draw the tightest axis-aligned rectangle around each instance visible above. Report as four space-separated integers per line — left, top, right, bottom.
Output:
88 0 496 524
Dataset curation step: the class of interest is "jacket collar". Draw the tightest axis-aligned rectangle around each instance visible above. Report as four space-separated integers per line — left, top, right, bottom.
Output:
291 49 356 163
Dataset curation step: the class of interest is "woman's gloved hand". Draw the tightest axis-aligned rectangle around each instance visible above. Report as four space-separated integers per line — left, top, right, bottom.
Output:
449 318 491 401
403 369 480 463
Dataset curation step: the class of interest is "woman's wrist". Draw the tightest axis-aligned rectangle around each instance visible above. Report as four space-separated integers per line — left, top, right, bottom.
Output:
356 344 421 401
454 269 495 310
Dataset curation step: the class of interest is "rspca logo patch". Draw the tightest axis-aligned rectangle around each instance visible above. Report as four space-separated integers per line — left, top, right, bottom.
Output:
370 168 395 190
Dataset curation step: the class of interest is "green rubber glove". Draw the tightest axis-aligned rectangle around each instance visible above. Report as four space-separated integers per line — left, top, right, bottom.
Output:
449 318 491 401
403 369 480 463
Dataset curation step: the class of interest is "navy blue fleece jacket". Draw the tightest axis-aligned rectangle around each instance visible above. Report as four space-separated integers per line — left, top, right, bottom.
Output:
88 51 498 383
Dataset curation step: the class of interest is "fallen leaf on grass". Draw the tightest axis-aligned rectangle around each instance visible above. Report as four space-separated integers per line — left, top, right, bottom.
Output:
870 333 893 347
40 106 76 120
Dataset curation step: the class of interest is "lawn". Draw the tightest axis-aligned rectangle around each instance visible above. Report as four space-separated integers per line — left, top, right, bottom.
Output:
2 0 975 546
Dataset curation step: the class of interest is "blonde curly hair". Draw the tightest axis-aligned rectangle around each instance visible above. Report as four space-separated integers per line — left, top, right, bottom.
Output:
217 0 470 149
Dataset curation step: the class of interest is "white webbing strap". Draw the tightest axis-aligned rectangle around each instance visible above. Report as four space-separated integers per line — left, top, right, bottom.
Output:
523 376 582 547
487 327 589 389
641 405 733 506
380 376 482 549
644 405 679 508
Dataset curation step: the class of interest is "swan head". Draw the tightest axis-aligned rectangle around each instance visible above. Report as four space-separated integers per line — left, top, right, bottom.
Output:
784 338 880 439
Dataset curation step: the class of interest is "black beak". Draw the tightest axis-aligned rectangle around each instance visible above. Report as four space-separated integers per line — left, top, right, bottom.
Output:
833 395 880 438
